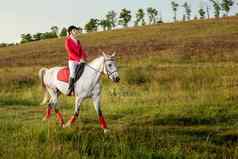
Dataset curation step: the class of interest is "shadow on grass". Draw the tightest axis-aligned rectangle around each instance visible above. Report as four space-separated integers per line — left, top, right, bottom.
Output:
152 115 238 126
0 98 38 107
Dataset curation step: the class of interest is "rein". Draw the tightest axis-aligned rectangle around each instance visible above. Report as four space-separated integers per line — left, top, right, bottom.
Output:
85 58 116 79
85 63 102 74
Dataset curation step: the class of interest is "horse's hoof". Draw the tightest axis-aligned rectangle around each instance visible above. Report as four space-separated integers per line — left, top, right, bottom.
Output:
62 123 71 128
62 124 67 128
42 117 47 122
104 129 110 134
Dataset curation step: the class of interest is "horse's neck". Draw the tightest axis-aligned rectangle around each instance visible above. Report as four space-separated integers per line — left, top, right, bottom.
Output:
88 56 104 72
84 56 104 87
83 56 105 85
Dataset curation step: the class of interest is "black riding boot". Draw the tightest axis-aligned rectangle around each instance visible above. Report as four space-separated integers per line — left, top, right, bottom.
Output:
75 63 85 80
67 77 75 95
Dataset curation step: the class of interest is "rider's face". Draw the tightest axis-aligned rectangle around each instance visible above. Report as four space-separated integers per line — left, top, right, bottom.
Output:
71 29 80 37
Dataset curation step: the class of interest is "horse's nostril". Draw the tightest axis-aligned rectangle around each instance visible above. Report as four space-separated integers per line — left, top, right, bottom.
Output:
116 77 120 82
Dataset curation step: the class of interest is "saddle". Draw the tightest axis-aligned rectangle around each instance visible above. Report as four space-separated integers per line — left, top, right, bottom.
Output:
57 67 70 83
57 63 85 83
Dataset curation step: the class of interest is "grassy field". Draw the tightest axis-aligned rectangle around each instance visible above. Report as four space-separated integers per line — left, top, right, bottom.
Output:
0 17 238 158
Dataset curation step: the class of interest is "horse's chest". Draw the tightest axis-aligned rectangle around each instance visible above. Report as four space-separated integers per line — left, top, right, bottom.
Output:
75 81 101 98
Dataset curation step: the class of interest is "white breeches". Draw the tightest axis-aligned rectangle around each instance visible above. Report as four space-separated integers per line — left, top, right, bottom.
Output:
68 60 80 78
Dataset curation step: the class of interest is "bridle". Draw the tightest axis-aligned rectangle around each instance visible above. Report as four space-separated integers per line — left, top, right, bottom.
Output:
85 58 117 79
104 59 118 79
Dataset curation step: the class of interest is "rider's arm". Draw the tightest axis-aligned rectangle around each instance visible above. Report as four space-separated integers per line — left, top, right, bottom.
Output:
78 41 88 62
65 38 78 56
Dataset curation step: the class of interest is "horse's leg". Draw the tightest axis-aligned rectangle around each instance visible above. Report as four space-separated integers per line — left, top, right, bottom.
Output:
43 88 64 127
55 109 64 127
92 94 108 132
42 87 55 121
42 103 53 121
63 97 83 128
53 90 64 127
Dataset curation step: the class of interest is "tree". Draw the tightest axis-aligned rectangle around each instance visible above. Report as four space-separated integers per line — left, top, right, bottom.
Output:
147 7 158 24
171 1 179 22
40 32 57 40
210 0 222 18
99 19 111 31
7 43 15 47
198 8 206 19
157 11 164 24
84 18 99 32
0 43 7 48
135 8 146 26
221 0 234 16
33 33 43 41
106 10 117 29
182 14 186 21
78 26 83 33
60 27 67 37
153 8 159 24
118 8 132 27
206 4 211 19
99 11 117 31
182 2 192 21
50 26 59 36
20 33 33 43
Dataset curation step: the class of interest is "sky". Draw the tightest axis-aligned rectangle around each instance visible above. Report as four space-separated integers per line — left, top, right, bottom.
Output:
0 0 238 43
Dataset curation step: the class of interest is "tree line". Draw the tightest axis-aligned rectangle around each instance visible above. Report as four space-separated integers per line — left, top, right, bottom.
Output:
0 0 237 47
171 0 235 21
82 0 237 31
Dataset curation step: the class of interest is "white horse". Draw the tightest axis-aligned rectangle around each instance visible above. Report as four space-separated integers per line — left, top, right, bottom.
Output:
38 52 120 132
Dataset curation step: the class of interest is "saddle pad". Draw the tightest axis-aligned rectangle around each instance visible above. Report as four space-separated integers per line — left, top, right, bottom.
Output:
57 67 70 83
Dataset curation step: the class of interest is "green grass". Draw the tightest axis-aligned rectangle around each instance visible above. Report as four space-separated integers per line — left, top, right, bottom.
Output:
1 16 238 158
0 57 238 158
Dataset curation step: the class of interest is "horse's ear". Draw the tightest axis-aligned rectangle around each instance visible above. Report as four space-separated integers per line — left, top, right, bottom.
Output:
112 52 116 57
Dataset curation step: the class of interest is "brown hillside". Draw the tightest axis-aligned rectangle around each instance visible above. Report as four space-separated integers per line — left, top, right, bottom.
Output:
0 16 238 68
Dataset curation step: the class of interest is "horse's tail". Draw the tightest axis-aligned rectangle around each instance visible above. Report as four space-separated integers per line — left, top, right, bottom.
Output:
38 68 49 105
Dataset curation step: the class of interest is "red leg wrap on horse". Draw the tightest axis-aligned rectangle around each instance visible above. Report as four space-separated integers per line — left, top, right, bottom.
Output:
44 107 52 119
69 115 77 124
56 112 64 126
99 116 107 129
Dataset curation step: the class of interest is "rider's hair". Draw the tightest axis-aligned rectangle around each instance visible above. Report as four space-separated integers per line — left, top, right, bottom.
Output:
67 25 79 35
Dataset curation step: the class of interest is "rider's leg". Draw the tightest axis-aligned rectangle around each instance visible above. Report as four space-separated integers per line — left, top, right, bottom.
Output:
75 62 85 80
67 61 77 95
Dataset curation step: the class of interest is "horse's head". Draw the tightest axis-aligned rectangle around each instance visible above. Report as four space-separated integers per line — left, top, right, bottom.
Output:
102 52 120 83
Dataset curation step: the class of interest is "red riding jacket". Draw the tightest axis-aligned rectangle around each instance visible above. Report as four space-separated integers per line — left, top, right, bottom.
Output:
65 36 87 62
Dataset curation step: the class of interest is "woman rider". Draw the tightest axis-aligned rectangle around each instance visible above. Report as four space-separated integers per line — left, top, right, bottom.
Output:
65 25 87 95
